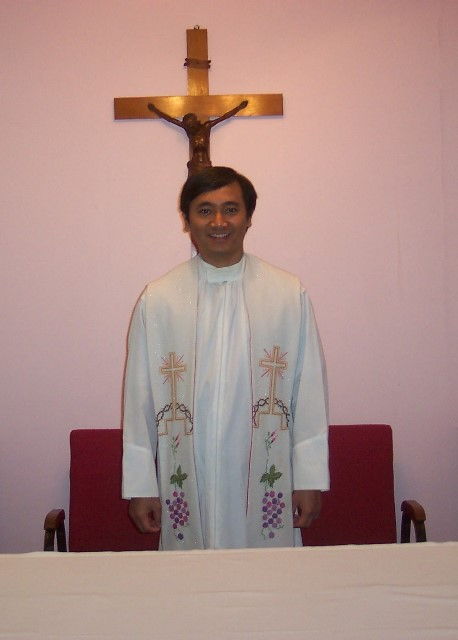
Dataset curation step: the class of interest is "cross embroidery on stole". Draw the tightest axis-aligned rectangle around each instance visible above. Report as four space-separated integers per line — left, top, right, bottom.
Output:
256 346 288 430
159 353 191 437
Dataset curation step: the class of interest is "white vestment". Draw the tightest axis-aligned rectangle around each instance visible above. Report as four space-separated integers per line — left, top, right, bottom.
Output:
194 257 251 548
122 254 329 550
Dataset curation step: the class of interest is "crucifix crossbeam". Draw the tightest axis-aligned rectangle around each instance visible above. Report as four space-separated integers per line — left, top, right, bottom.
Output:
114 27 283 173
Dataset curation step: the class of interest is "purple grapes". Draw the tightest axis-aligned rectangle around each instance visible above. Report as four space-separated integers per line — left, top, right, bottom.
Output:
261 490 285 539
165 490 189 541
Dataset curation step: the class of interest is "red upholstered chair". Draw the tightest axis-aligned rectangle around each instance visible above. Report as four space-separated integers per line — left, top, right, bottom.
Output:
301 424 426 545
44 425 425 551
44 429 159 552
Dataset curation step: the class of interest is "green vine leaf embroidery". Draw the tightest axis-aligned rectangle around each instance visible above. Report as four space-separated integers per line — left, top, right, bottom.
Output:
170 465 188 489
260 464 282 488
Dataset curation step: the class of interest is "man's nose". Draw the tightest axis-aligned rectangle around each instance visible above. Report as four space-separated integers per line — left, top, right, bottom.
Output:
212 209 227 226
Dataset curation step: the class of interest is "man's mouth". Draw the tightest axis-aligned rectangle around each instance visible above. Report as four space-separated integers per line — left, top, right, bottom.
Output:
209 232 229 239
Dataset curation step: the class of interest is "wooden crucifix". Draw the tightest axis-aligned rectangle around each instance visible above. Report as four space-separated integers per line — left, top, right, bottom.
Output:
114 27 283 175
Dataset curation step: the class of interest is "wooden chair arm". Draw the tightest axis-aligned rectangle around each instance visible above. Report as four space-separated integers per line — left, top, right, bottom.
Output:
401 500 427 543
43 509 67 551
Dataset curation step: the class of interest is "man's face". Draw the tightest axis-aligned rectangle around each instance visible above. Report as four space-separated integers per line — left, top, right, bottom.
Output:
184 181 251 267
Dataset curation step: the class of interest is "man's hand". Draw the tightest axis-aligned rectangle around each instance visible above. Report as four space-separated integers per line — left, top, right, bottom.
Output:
128 497 162 533
292 490 322 528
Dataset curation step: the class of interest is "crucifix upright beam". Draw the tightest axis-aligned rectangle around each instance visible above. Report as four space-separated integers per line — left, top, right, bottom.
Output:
114 27 283 173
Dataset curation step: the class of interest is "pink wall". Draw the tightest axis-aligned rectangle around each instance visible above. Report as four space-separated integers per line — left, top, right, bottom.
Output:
1 0 456 552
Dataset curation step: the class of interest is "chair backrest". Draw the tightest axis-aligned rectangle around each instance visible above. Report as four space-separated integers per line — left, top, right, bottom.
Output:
69 429 159 551
69 424 396 551
302 424 397 545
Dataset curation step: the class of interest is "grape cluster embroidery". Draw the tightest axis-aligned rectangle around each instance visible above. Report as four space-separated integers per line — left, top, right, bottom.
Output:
165 433 190 542
260 430 285 540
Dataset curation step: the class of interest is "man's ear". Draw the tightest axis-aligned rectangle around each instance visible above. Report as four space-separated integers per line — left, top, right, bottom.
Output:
182 212 189 232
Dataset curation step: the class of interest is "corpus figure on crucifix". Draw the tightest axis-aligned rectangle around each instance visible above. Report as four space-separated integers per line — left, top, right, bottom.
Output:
148 100 248 175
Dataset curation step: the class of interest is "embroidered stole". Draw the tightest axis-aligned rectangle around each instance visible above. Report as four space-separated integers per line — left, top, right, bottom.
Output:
143 254 302 549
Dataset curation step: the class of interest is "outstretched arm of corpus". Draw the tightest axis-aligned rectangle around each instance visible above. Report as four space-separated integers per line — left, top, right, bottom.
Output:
208 99 248 128
147 103 184 128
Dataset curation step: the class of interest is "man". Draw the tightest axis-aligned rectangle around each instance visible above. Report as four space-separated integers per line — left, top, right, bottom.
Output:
122 166 329 550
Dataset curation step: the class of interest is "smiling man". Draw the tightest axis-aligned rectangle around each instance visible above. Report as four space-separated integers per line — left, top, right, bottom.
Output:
122 167 329 550
184 180 251 267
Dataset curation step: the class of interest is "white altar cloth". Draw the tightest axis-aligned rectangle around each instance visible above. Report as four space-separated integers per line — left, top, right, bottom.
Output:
1 543 457 639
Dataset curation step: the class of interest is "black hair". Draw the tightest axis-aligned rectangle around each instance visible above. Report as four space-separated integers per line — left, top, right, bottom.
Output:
180 166 257 221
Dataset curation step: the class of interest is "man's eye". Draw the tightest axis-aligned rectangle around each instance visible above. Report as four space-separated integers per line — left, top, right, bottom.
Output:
198 208 211 216
225 206 238 215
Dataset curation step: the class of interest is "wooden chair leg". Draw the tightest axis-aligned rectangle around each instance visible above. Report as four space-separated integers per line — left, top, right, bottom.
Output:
44 509 67 551
401 500 427 543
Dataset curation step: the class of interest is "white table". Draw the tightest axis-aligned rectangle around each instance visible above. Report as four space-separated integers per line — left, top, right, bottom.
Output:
1 543 457 639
